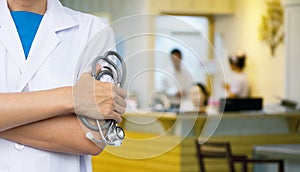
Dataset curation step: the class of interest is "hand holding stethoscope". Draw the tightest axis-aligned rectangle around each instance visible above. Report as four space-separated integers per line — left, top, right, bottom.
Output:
74 51 127 146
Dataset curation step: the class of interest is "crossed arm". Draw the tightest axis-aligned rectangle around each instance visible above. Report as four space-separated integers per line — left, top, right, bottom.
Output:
0 115 101 155
0 74 127 155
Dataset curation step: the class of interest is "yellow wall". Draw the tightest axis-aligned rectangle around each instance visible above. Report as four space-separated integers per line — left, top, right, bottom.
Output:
147 0 234 14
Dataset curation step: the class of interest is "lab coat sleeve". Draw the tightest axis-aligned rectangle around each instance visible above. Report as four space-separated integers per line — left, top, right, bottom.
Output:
74 17 116 81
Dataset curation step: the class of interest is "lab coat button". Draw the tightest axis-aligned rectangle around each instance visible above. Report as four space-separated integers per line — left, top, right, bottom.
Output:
15 143 25 150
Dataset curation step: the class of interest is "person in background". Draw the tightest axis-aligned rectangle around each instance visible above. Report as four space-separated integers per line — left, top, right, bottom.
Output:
160 49 194 106
224 51 249 98
188 83 209 112
0 0 127 172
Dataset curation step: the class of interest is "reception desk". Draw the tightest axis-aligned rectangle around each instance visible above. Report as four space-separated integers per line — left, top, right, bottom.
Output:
92 111 300 172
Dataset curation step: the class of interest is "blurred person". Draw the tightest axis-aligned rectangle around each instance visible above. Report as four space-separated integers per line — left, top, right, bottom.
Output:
160 49 194 106
224 51 249 98
189 83 209 112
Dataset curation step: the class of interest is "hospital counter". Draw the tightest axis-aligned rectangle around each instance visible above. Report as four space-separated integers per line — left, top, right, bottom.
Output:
92 111 300 172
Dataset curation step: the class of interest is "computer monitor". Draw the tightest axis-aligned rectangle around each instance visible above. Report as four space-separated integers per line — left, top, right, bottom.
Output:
219 98 263 112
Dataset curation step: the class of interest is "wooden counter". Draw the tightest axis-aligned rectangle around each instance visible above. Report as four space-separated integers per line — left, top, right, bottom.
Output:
92 111 300 172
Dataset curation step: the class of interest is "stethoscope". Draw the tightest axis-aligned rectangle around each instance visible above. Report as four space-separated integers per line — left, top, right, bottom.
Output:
78 51 126 146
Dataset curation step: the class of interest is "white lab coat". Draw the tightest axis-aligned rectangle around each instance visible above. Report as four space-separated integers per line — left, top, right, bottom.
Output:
0 0 115 171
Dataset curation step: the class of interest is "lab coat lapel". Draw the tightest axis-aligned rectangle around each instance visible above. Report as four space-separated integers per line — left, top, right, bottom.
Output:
0 0 26 72
18 0 78 91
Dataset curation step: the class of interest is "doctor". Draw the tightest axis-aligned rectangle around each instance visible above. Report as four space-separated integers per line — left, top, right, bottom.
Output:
160 49 194 106
0 0 127 172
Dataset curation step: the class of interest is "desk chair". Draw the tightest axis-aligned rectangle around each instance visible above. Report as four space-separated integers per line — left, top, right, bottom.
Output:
195 140 285 172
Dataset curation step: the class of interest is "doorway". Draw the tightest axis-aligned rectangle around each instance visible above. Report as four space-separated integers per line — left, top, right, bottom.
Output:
154 15 210 91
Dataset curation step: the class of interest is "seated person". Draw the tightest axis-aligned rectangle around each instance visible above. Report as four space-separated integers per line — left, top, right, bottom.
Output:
188 83 209 112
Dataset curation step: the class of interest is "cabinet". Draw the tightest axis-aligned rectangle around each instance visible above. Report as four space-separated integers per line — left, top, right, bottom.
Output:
283 0 300 103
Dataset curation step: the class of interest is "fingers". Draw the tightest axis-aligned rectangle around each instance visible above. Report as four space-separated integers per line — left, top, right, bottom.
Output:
96 64 101 75
74 72 127 123
112 111 123 123
113 95 126 114
113 86 127 99
94 82 127 122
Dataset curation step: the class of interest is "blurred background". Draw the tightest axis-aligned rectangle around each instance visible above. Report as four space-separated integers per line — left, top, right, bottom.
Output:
61 0 300 172
60 0 299 108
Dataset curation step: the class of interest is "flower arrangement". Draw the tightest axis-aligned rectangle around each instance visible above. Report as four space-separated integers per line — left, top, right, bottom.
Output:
259 0 284 56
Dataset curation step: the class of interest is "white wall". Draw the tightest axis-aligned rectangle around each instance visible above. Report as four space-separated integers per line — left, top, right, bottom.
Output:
214 0 286 104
